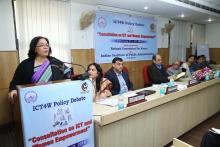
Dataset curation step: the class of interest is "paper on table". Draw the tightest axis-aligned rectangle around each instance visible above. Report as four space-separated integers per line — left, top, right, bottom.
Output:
209 128 220 134
96 98 118 107
176 84 188 91
123 92 137 98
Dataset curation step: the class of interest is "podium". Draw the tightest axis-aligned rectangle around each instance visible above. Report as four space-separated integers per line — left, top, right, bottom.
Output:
14 80 94 147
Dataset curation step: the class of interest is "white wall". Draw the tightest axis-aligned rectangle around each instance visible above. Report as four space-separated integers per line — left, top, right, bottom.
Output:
70 2 95 49
156 17 169 48
206 23 220 48
70 2 169 49
0 0 16 51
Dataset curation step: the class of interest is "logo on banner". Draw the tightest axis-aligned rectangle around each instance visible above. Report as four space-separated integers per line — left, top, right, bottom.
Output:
24 91 37 103
53 107 72 128
98 17 107 28
150 23 156 32
81 82 89 94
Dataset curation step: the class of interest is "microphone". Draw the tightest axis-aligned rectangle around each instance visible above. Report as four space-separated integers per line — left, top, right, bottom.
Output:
71 72 90 81
181 68 187 72
62 62 89 81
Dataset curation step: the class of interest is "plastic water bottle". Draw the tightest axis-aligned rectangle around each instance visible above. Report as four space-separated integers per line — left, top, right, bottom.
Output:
159 83 166 96
168 80 174 87
216 70 220 78
118 94 125 110
205 73 209 81
118 88 126 110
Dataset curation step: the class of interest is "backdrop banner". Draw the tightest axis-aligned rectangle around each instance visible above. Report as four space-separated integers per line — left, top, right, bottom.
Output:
94 11 157 63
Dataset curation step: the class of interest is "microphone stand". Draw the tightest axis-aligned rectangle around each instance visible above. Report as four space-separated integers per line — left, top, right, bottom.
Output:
62 62 89 81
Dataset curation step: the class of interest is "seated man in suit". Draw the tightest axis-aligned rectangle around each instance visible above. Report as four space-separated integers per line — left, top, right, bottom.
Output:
148 54 169 84
105 57 133 95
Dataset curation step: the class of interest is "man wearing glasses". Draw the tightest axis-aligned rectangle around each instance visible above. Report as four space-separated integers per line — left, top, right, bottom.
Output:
167 60 182 76
105 57 133 95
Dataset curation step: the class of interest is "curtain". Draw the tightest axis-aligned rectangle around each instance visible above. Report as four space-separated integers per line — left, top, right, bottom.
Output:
15 0 71 62
191 23 206 54
169 20 189 63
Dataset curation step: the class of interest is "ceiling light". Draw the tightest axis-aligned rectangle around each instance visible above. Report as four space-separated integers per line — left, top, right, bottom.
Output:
208 18 212 22
180 13 185 18
144 6 148 10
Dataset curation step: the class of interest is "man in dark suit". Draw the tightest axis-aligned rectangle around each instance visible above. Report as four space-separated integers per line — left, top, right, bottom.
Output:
200 131 220 147
148 54 169 84
105 57 133 95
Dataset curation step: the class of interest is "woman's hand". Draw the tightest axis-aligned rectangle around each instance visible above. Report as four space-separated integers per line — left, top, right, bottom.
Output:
8 90 17 104
99 90 112 98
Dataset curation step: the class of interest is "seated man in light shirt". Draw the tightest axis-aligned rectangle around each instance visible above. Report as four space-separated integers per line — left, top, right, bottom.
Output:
167 60 182 76
105 57 133 95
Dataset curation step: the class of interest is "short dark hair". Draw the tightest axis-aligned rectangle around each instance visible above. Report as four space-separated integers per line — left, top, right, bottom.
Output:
186 55 195 61
152 54 156 61
28 36 52 59
152 54 160 61
200 54 206 58
197 55 203 60
112 57 123 63
87 63 103 91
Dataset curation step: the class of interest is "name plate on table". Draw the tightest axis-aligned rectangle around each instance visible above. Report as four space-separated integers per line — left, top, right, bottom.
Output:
165 85 178 94
187 79 200 87
127 94 146 107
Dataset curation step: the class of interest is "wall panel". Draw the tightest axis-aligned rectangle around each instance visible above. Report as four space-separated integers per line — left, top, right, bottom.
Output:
0 51 18 125
71 48 169 89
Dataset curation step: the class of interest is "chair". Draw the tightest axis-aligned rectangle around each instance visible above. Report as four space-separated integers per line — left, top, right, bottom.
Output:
123 66 129 73
167 64 172 69
143 65 152 87
171 138 194 147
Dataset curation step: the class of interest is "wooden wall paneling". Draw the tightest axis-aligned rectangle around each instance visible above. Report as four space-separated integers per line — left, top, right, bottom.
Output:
158 48 169 66
0 89 13 125
71 49 94 75
0 51 18 89
186 48 192 60
71 48 169 89
0 51 18 125
209 48 220 64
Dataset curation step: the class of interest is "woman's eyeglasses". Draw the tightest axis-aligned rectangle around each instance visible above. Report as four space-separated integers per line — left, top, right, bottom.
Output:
36 44 50 48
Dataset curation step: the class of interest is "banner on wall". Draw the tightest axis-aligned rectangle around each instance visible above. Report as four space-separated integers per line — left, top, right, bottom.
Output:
94 11 157 63
18 80 94 147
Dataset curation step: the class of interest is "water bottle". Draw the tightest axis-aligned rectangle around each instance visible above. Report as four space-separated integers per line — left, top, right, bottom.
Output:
205 73 209 81
168 80 174 87
118 88 126 110
159 83 166 96
216 70 220 78
118 94 125 110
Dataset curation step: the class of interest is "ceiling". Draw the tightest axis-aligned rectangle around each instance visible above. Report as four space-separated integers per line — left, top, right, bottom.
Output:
73 0 220 24
201 0 220 7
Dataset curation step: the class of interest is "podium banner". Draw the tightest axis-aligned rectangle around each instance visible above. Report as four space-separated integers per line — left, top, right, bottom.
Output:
18 80 94 147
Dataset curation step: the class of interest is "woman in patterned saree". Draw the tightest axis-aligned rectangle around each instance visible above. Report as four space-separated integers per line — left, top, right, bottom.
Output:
87 63 112 101
8 36 72 103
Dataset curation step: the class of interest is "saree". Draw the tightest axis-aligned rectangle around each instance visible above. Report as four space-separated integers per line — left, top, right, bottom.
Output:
31 60 52 83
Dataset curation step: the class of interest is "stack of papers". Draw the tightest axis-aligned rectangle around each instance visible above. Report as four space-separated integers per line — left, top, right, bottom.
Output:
209 128 220 134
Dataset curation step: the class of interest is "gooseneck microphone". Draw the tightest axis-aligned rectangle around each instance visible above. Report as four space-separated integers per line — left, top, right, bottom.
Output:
62 62 89 81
